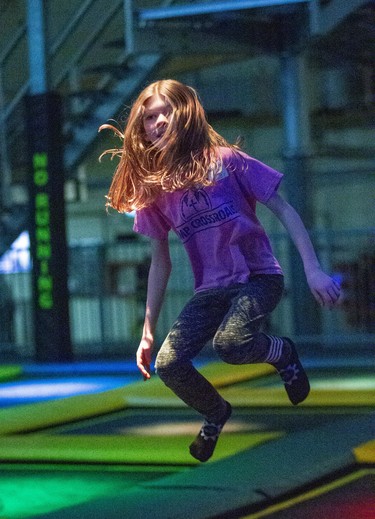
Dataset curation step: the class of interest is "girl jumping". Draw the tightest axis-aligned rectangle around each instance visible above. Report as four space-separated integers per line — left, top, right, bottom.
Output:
100 79 340 462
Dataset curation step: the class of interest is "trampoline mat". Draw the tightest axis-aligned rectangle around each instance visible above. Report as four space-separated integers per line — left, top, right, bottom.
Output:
244 469 375 519
0 463 178 519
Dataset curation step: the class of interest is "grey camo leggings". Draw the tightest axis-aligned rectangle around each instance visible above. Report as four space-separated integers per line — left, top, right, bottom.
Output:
155 274 284 422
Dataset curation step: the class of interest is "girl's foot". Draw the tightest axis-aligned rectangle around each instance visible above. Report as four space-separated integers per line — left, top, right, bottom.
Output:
189 402 232 462
277 337 310 405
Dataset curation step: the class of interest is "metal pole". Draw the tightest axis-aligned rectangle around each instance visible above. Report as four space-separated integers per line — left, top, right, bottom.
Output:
124 0 135 55
280 52 312 224
280 52 320 338
26 0 48 94
308 0 320 34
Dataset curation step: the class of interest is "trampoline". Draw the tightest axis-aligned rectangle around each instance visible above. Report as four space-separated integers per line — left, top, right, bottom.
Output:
0 359 373 518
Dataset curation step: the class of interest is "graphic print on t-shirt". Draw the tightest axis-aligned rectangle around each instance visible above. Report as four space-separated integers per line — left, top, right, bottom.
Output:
176 188 240 243
180 189 212 220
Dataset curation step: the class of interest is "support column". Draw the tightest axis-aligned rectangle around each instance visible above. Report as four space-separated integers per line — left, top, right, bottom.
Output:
280 52 320 338
26 0 72 361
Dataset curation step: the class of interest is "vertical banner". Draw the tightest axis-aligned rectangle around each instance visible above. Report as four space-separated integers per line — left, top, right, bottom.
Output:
26 92 73 361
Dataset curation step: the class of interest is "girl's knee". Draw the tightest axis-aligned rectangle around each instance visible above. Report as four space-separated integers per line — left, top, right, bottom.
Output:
213 331 240 364
213 329 258 364
155 352 194 390
155 350 173 378
155 349 187 381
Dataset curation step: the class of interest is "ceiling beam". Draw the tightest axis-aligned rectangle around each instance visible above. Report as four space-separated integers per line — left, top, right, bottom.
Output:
138 0 308 22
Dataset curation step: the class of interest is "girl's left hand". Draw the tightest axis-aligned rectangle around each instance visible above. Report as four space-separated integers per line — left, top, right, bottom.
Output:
306 269 341 308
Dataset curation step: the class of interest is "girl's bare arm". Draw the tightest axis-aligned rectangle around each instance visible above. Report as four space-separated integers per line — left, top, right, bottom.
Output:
136 238 172 379
265 191 341 308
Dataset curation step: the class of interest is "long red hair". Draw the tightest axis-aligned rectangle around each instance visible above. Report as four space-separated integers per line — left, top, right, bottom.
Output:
99 79 240 212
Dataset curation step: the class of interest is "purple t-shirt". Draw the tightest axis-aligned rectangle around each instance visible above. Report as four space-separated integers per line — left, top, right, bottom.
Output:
134 148 283 292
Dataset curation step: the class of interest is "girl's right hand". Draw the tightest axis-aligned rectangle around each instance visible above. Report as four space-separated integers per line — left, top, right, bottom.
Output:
136 337 153 380
306 268 341 308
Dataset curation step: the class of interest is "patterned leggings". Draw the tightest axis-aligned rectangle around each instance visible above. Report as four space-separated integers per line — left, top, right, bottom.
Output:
155 274 284 422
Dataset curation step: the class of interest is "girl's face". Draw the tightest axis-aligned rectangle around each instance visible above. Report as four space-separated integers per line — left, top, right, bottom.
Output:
142 94 173 148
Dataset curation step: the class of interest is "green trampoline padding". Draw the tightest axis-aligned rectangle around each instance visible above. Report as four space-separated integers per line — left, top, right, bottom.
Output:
0 463 171 519
0 364 22 382
0 431 282 465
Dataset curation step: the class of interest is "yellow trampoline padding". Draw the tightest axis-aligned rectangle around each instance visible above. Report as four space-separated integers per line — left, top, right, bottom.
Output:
219 386 375 407
0 431 282 465
0 362 275 435
1 359 374 436
198 362 275 387
354 439 375 463
122 362 275 403
125 386 375 408
0 365 22 382
0 387 128 436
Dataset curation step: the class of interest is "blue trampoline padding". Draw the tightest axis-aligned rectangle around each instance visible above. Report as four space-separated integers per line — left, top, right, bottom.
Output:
21 359 209 376
22 361 141 376
0 376 138 408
